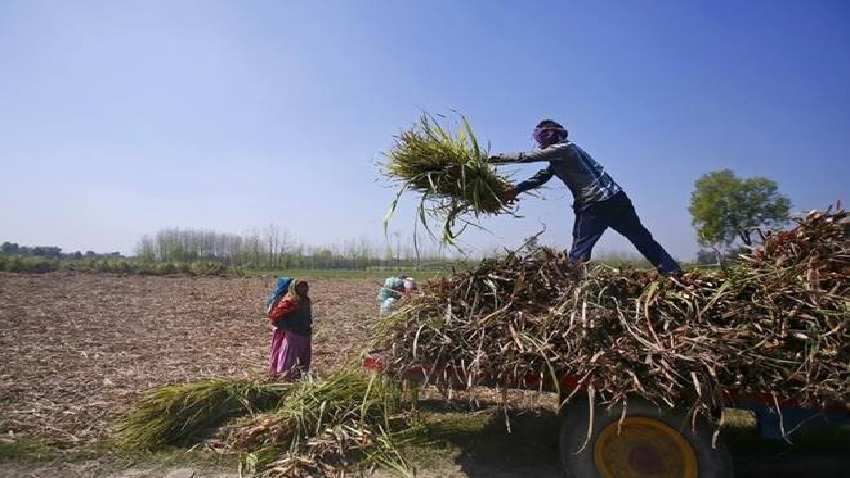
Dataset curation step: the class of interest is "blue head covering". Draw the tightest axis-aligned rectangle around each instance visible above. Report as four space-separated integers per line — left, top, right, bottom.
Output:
267 276 294 308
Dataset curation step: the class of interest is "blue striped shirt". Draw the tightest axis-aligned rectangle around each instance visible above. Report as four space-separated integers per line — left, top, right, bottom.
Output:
490 141 622 211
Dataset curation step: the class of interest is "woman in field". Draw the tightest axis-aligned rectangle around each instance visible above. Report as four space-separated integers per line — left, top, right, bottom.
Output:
267 279 313 379
377 276 418 315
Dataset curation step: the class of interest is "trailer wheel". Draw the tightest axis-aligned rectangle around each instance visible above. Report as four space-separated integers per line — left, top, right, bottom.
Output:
559 398 733 478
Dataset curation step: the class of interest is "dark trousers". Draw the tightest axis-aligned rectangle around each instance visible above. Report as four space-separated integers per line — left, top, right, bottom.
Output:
570 192 681 275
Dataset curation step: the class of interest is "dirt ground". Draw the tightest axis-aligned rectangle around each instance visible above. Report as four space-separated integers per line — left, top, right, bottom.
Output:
0 272 377 445
2 272 849 478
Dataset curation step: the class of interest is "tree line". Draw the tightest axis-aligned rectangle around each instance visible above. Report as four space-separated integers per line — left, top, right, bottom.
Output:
135 226 455 270
1 242 124 260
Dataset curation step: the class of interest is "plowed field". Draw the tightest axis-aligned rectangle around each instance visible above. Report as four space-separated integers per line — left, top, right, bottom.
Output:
0 273 378 444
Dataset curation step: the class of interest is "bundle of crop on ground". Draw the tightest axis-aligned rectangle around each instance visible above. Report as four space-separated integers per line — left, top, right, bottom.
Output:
116 378 291 450
375 208 850 428
118 372 421 477
228 371 420 478
383 113 514 245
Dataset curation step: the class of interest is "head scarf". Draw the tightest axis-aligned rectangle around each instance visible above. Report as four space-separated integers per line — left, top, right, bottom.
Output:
532 120 568 148
286 279 310 303
267 276 293 308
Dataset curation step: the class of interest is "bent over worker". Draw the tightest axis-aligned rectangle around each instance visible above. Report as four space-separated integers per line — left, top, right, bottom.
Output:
489 119 681 276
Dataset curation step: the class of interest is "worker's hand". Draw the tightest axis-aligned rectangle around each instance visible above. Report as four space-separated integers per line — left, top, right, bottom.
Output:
501 187 518 203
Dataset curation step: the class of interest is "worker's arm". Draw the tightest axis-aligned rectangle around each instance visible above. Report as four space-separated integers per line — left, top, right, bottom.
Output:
515 165 555 194
488 142 571 165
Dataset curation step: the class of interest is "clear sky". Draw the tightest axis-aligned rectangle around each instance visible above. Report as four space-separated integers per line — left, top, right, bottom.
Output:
1 0 848 260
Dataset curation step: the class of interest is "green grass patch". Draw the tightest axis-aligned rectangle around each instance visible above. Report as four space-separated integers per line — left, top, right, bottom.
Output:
0 438 60 462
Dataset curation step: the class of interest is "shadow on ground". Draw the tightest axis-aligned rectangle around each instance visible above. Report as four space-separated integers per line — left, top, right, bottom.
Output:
413 401 850 478
416 401 562 478
725 417 850 478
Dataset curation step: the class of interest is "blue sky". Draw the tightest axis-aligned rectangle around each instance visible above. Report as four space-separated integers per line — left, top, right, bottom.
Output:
1 0 848 259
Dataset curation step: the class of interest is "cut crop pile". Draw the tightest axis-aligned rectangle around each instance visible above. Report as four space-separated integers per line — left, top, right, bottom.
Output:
116 378 290 450
377 208 850 424
229 372 417 477
383 113 514 244
117 373 419 478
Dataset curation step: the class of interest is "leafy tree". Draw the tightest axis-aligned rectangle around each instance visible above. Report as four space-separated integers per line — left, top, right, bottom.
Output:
689 169 791 259
1 242 19 255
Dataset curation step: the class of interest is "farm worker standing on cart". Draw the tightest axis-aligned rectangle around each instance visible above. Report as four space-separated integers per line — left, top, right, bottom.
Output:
489 119 682 276
267 278 313 379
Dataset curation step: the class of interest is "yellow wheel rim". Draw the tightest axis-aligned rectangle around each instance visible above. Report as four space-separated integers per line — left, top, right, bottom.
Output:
593 416 698 478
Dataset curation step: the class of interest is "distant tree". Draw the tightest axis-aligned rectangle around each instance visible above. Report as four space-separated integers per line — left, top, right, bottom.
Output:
689 169 791 261
136 235 156 261
1 242 19 255
30 246 62 258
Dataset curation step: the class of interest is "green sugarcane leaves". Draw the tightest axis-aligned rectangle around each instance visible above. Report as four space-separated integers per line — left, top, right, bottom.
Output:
382 113 514 247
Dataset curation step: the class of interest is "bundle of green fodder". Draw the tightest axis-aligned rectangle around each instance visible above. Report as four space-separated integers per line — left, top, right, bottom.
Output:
384 113 514 244
376 208 850 424
118 373 420 477
116 378 291 450
229 371 419 478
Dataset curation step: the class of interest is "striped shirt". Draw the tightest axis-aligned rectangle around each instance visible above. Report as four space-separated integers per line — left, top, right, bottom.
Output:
490 141 622 211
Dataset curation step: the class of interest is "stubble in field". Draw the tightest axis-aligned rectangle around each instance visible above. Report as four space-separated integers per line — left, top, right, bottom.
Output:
0 272 378 444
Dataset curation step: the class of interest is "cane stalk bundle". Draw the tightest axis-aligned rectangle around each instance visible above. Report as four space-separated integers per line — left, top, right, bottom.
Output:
116 378 290 450
377 208 850 428
231 371 418 477
384 113 514 244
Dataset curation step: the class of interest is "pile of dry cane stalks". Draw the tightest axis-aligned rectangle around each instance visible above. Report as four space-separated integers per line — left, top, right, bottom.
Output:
377 208 850 426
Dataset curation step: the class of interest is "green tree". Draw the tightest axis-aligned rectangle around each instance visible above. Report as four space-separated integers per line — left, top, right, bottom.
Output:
1 242 19 255
689 169 791 260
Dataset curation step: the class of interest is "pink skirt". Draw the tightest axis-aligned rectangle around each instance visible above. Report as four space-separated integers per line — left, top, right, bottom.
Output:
268 329 311 379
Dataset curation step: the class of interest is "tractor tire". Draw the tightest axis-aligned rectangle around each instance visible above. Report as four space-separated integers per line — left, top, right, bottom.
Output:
559 397 733 478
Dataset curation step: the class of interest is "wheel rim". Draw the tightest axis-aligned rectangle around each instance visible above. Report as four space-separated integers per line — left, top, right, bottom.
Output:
593 416 698 478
